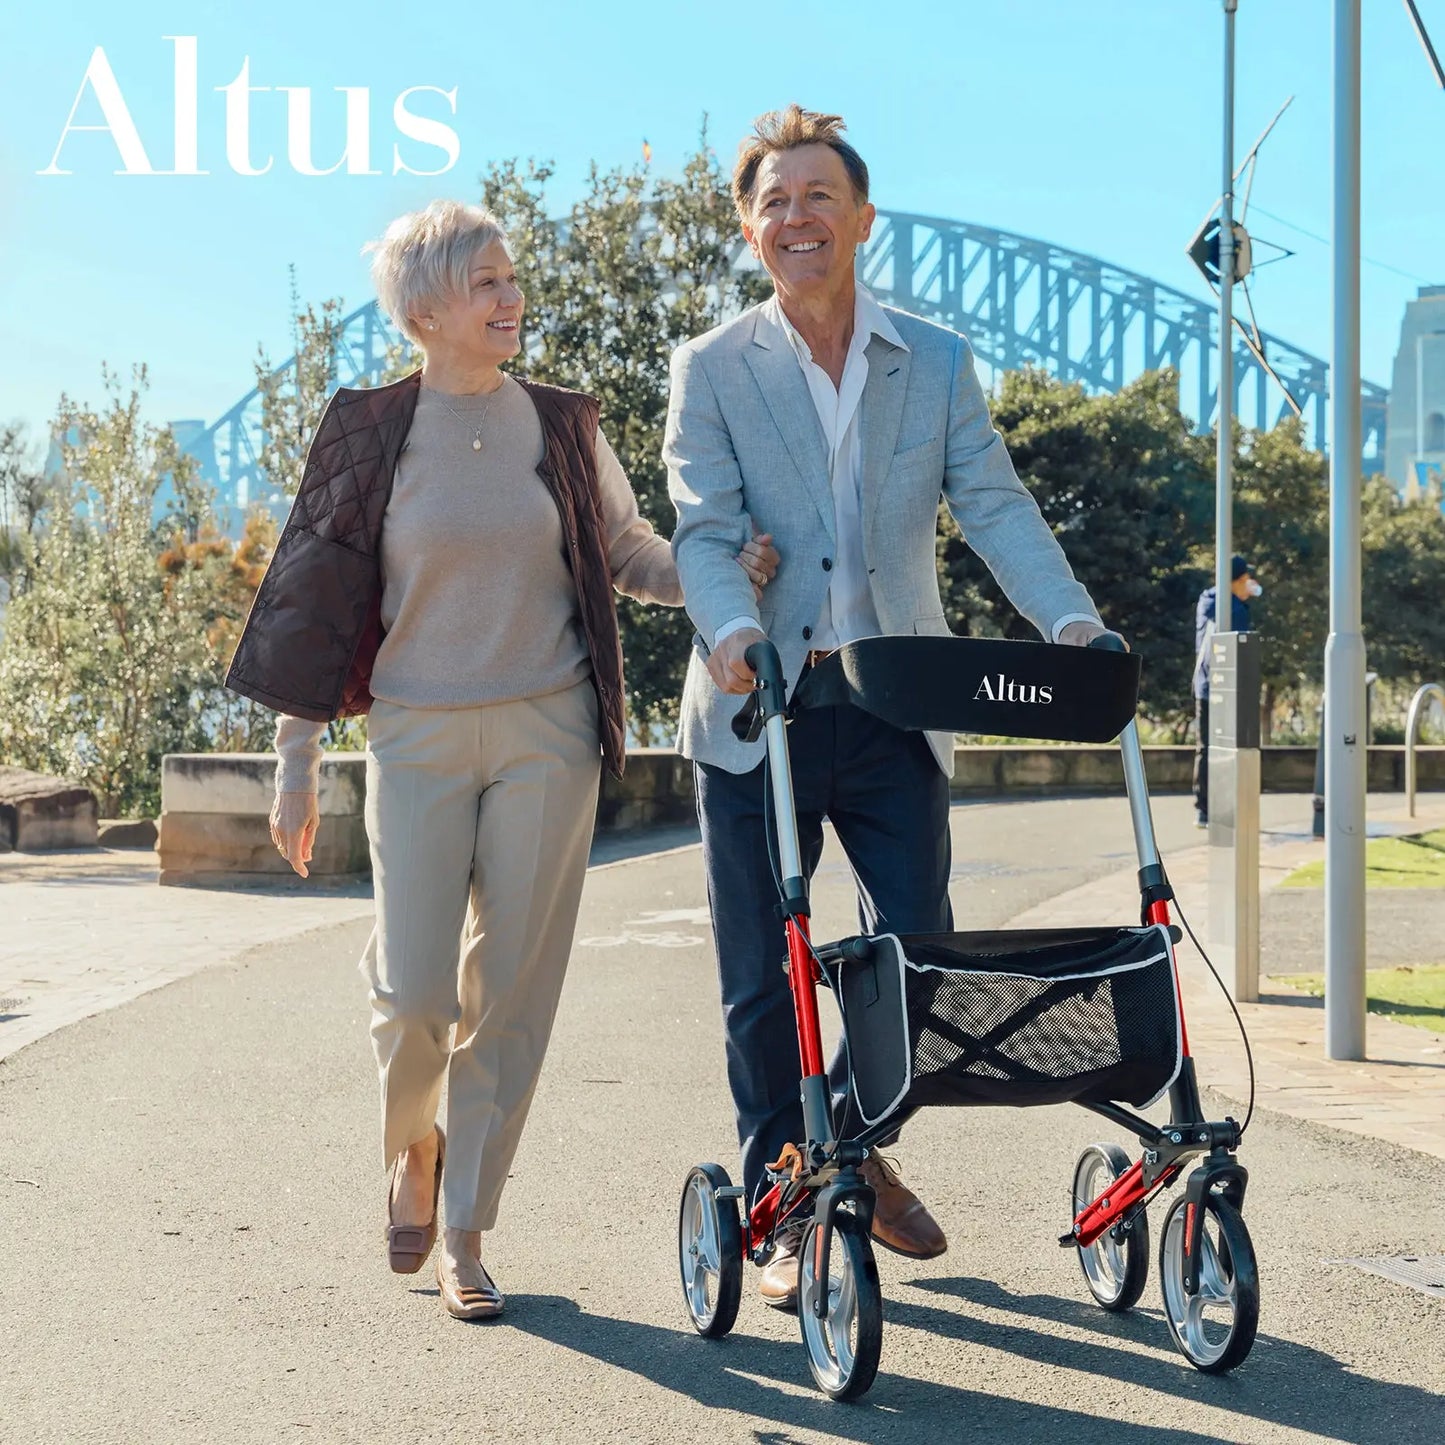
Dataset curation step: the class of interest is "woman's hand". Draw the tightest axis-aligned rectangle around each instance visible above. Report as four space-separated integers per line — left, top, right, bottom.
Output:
270 790 320 878
736 532 780 602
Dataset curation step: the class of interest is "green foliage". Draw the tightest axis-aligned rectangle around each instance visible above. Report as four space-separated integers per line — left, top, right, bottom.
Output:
1362 476 1445 684
0 424 52 601
482 131 769 735
0 371 222 814
1229 420 1330 726
254 265 344 504
939 368 1212 731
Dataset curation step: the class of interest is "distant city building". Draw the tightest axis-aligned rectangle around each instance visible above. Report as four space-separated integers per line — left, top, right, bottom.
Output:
1384 285 1445 500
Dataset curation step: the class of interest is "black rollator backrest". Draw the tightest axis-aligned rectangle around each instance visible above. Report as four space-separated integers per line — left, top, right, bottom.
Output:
788 636 1141 744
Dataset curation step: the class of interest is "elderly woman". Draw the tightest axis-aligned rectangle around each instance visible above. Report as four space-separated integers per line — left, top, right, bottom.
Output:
225 200 777 1321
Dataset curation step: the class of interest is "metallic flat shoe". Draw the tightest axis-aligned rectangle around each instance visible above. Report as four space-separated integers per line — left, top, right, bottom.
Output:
436 1255 504 1320
385 1125 445 1274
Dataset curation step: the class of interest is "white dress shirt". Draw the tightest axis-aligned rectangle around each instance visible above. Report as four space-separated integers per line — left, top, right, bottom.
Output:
715 285 1095 650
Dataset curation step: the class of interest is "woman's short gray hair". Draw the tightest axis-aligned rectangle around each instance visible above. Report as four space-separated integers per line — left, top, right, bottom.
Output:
365 200 509 344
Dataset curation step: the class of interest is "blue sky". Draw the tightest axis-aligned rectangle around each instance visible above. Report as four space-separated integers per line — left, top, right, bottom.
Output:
2 0 1442 445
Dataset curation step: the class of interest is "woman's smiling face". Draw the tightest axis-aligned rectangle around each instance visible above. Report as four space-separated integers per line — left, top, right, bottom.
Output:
420 237 523 363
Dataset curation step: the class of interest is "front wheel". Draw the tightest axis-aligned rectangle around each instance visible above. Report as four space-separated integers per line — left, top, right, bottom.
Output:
798 1212 883 1402
1072 1143 1149 1312
678 1164 743 1339
1159 1192 1259 1373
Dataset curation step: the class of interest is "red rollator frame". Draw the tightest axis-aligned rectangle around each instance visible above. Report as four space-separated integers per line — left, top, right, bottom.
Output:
677 636 1258 1401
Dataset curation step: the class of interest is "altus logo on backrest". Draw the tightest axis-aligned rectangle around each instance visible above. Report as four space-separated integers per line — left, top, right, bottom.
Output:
973 675 1054 705
38 37 460 177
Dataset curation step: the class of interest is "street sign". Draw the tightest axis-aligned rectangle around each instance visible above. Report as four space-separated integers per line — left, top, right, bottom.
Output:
1188 216 1254 285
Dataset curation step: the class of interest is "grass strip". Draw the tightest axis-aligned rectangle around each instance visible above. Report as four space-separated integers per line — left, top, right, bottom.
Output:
1279 828 1445 889
1276 966 1445 1035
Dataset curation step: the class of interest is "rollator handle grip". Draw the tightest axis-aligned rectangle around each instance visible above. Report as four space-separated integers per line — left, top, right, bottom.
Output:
1087 632 1128 654
731 638 789 743
743 639 787 700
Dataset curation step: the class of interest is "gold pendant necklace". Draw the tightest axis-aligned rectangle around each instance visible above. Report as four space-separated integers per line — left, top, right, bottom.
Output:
432 380 503 452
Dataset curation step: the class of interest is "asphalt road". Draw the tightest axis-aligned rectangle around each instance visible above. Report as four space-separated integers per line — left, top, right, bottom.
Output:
1 795 1441 1443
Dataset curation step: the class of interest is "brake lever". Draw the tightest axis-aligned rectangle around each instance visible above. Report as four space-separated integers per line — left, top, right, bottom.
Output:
731 688 764 743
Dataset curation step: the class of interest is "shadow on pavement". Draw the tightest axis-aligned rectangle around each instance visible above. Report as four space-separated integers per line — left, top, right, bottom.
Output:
502 1293 1226 1443
904 1275 1439 1445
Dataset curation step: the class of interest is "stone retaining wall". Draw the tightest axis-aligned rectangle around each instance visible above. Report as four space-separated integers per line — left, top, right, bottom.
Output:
157 745 1445 882
0 767 99 852
158 754 369 885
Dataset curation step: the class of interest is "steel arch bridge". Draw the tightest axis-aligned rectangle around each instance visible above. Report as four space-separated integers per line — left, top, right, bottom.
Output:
186 208 1387 519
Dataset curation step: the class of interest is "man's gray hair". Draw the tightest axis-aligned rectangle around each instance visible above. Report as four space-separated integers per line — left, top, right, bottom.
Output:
365 199 509 344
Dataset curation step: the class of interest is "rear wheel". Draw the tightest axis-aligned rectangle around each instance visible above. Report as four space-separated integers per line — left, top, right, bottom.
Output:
1159 1192 1259 1373
678 1164 743 1339
1071 1143 1149 1312
798 1212 883 1402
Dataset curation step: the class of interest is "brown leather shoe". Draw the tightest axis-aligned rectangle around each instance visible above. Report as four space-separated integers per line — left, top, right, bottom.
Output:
758 1217 809 1311
862 1150 948 1259
386 1125 445 1274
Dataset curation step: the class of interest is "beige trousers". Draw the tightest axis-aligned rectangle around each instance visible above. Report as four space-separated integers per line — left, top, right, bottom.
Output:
361 680 601 1231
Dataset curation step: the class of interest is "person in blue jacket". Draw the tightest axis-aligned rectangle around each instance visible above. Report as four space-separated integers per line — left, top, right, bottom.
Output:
1193 555 1262 826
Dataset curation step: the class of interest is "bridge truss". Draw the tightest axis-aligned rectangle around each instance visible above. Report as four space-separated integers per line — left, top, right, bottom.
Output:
189 208 1387 519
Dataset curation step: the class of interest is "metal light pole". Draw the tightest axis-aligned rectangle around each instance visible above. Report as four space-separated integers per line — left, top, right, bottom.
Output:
1216 0 1237 606
1325 0 1367 1059
1205 0 1261 1003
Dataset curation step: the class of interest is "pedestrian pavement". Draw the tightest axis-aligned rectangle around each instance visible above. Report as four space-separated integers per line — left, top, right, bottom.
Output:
4 794 1444 1159
1006 796 1445 1162
0 850 375 1062
3 799 1442 1443
0 825 700 1064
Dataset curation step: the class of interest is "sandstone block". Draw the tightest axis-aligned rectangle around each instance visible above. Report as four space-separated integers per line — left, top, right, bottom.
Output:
0 767 99 851
98 818 159 849
162 753 366 816
157 811 370 883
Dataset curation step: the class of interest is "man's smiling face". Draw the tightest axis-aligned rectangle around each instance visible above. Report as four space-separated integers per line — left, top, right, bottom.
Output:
741 143 875 305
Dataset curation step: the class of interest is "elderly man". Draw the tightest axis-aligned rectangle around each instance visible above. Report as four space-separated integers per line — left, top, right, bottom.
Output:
665 105 1109 1309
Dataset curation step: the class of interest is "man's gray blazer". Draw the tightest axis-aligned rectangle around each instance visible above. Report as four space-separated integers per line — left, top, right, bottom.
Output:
665 299 1101 775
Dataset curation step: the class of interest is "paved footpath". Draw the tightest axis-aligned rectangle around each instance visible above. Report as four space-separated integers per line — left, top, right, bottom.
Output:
1 796 1441 1443
1013 796 1445 1162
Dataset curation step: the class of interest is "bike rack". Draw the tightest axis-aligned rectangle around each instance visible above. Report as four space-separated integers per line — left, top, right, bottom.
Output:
1405 682 1445 819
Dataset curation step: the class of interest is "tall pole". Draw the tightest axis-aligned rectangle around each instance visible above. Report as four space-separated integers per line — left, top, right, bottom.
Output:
1326 0 1367 1059
1216 0 1237 606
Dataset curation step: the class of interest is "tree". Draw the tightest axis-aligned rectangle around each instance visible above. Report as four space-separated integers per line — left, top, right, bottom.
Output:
482 131 769 736
254 266 344 504
938 368 1213 731
0 369 220 814
159 508 279 753
1362 474 1445 684
0 424 51 604
1230 418 1330 735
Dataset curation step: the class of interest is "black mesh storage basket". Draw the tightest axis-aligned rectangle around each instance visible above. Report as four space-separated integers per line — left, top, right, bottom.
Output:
830 925 1183 1126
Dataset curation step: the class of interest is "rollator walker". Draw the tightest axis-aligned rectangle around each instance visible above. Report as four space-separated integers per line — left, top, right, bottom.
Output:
677 633 1258 1401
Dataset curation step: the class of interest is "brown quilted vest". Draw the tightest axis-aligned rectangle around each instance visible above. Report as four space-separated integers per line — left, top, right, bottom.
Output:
225 370 630 777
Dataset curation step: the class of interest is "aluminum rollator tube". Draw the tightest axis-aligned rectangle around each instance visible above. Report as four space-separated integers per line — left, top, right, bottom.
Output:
1119 719 1162 876
744 640 832 1151
1325 0 1368 1060
763 713 805 891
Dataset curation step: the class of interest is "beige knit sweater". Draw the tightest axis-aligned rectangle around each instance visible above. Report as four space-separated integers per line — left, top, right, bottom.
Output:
275 378 680 793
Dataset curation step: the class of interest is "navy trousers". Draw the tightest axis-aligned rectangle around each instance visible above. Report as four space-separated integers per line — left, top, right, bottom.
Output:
694 705 953 1205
